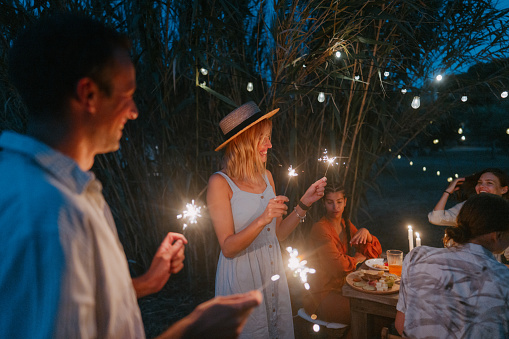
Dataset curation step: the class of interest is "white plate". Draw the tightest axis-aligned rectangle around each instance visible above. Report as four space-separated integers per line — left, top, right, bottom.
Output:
365 258 388 271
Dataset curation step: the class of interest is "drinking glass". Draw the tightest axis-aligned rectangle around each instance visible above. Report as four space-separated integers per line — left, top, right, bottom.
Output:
386 250 403 276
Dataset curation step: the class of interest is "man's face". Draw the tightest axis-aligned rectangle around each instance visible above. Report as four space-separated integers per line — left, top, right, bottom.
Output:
91 50 138 154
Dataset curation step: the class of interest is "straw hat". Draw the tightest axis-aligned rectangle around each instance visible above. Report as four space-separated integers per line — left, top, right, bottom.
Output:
215 101 279 151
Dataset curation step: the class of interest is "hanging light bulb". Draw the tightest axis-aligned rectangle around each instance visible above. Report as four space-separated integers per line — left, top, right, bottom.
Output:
246 82 254 92
423 167 427 172
461 135 466 141
303 64 306 68
411 96 421 109
436 74 443 81
354 75 360 80
401 88 407 94
501 91 508 98
506 128 509 135
447 177 453 182
397 155 401 159
384 71 389 77
437 171 441 176
433 139 439 144
318 92 325 103
200 68 208 75
455 173 459 178
458 127 463 134
409 161 413 166
335 51 341 58
461 95 468 102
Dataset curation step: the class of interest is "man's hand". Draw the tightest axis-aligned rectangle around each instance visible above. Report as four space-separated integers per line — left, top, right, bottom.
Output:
158 290 263 339
132 232 188 298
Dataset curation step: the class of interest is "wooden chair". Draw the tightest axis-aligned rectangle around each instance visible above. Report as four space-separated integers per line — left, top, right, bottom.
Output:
381 326 403 339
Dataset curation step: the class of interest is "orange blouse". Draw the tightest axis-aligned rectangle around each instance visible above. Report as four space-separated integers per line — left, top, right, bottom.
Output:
304 216 382 313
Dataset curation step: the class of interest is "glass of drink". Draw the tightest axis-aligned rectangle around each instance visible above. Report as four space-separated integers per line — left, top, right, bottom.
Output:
386 250 403 276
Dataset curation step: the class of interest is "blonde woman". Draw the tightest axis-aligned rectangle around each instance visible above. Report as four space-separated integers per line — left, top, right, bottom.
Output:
207 102 326 339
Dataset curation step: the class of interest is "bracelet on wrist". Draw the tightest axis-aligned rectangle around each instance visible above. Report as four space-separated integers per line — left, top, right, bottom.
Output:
444 191 451 195
294 207 306 223
298 200 310 211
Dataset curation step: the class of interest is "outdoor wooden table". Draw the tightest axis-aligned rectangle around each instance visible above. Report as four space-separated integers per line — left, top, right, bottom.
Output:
342 275 399 339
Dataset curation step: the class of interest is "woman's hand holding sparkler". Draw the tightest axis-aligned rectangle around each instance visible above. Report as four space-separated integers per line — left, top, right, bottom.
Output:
258 195 289 226
300 177 327 206
132 232 188 298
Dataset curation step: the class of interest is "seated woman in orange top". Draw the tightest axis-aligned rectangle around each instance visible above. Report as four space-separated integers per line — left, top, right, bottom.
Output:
304 182 382 328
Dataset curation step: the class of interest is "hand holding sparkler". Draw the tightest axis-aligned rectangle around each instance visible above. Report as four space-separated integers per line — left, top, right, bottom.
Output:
258 195 289 226
299 177 327 208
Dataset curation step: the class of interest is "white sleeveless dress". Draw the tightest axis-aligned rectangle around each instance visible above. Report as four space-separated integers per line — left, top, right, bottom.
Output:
215 172 294 339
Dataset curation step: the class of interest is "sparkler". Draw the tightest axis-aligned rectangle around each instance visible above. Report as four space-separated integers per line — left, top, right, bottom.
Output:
318 149 338 177
286 246 316 290
177 200 203 230
258 274 281 293
283 165 298 196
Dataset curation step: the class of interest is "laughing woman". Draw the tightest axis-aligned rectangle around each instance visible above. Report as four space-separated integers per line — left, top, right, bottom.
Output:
207 102 327 339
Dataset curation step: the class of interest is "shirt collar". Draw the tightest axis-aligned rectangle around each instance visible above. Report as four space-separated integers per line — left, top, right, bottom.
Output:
460 242 497 260
0 131 94 194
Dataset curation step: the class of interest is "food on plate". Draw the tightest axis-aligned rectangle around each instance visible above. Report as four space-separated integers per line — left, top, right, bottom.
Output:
349 270 398 292
372 262 389 271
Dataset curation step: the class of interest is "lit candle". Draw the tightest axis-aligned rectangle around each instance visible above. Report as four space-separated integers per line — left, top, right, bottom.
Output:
408 225 414 251
416 232 421 247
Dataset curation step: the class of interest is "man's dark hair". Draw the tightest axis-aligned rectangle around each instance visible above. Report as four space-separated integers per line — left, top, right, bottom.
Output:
8 13 131 119
445 194 509 244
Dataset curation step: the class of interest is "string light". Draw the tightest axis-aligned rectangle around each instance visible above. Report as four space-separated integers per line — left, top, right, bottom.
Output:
384 71 390 77
409 161 413 166
354 75 360 80
502 91 508 98
506 128 509 135
397 155 401 159
423 167 427 172
318 92 325 103
447 177 453 182
411 96 420 109
200 68 208 75
436 74 443 81
461 135 466 141
433 139 439 144
401 88 407 94
458 127 463 134
335 51 341 58
313 324 320 332
455 173 459 178
247 82 254 92
436 171 440 176
461 95 468 102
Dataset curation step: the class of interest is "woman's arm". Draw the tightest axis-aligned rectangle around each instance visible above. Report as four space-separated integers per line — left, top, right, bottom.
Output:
273 174 327 241
433 177 464 212
207 173 288 258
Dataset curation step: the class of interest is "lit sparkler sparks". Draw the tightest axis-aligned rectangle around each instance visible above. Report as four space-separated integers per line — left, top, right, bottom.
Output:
258 274 281 293
286 246 316 290
283 165 298 196
177 200 203 230
318 149 338 177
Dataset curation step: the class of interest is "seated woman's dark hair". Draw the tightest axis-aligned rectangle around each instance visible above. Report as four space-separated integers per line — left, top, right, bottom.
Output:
444 194 509 245
323 182 354 255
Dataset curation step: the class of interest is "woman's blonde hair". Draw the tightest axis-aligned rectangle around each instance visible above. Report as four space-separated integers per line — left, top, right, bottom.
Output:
222 119 272 184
